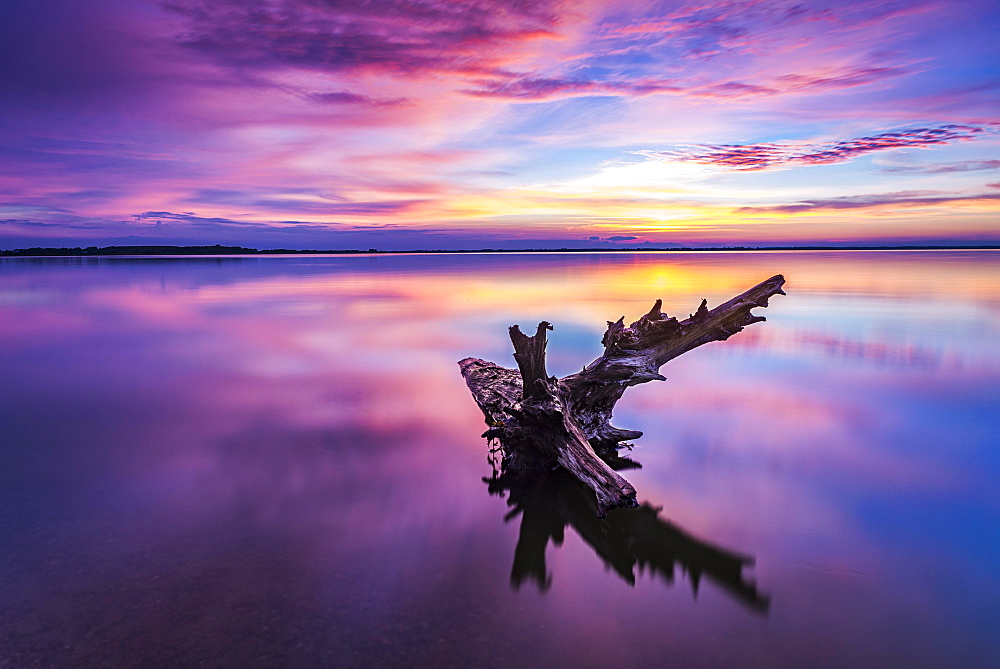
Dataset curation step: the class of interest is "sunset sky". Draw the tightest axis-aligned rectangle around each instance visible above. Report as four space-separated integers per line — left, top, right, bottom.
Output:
2 0 998 250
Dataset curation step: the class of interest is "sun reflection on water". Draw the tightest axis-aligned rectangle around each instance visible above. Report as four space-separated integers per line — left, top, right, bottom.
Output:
0 251 997 665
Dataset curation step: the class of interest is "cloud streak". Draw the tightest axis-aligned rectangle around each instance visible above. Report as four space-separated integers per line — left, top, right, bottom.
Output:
652 125 992 170
882 159 1000 174
463 63 915 101
736 190 1000 214
463 76 682 100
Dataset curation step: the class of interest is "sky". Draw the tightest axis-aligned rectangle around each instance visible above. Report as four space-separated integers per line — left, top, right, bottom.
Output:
1 0 998 250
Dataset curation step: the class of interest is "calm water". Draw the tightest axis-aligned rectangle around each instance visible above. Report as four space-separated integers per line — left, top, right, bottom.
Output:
1 251 997 666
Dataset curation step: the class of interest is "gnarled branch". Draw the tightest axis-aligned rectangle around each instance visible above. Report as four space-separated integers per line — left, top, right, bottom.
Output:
460 274 786 514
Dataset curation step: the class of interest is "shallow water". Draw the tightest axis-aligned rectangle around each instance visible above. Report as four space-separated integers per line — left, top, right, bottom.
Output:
1 251 997 666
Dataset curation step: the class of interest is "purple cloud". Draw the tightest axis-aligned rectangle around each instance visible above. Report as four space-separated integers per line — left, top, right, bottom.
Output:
463 76 682 100
162 0 925 105
655 125 992 170
162 0 561 78
584 235 640 243
466 62 914 102
308 91 406 107
599 0 938 61
736 190 1000 214
136 196 425 221
883 160 1000 174
769 65 915 93
694 81 778 98
0 218 105 231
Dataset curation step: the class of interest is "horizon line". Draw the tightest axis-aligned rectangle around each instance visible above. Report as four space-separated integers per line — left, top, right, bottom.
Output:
3 243 1000 257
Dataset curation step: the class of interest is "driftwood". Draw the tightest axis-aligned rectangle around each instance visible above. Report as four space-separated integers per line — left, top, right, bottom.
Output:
460 274 786 515
487 468 769 611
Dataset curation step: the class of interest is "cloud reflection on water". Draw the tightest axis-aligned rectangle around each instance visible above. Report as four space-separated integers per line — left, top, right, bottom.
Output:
0 251 997 665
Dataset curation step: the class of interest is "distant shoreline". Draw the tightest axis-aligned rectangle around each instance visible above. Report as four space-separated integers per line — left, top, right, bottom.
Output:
1 243 998 257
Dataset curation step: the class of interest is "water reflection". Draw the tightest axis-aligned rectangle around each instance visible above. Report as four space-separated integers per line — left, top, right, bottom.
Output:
0 251 997 666
487 469 770 611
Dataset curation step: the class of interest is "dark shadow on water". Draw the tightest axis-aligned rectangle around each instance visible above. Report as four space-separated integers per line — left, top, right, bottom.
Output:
486 468 770 613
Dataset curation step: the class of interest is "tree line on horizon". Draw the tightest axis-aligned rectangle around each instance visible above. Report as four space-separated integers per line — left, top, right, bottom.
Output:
1 244 996 257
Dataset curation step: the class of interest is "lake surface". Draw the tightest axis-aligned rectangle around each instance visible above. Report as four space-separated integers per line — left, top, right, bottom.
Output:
1 251 997 666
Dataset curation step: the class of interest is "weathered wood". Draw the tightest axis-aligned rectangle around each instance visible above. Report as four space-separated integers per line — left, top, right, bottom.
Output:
563 273 786 452
460 274 786 514
509 321 552 400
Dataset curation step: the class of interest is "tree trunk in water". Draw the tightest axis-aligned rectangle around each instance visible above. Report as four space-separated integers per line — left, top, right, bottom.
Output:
460 274 786 516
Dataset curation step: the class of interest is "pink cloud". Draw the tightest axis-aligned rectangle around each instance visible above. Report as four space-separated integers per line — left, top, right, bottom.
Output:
462 75 685 100
465 62 915 102
655 125 991 170
774 65 915 93
162 0 564 79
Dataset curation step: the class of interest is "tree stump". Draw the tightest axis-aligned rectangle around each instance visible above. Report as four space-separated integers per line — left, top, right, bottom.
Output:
460 274 786 516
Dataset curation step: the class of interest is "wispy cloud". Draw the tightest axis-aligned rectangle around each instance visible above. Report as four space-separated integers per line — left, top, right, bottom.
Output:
736 190 1000 214
464 63 915 101
882 159 1000 174
770 65 916 94
162 0 928 106
162 0 562 78
0 218 106 231
136 196 425 221
651 125 992 170
599 0 939 56
132 211 270 228
463 76 682 100
308 91 406 107
586 235 639 242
